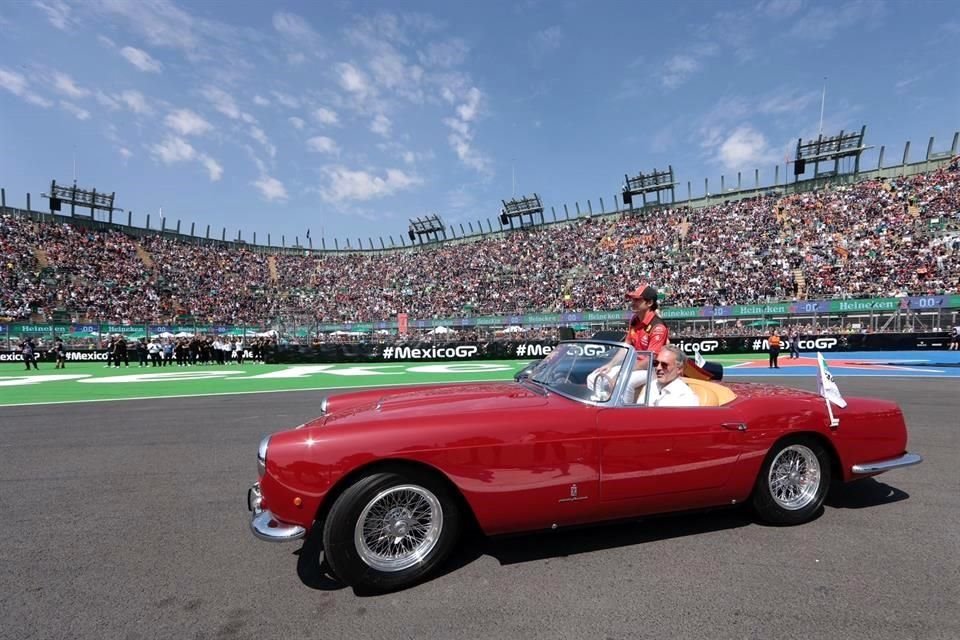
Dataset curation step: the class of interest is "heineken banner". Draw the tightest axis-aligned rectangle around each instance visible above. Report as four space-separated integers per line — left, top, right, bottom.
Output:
313 294 960 331
265 333 954 364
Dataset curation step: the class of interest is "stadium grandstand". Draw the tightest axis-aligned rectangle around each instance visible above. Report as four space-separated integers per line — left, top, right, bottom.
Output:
1 137 958 348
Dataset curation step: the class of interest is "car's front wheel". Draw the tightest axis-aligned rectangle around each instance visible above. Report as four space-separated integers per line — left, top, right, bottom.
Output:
752 437 832 525
322 470 460 592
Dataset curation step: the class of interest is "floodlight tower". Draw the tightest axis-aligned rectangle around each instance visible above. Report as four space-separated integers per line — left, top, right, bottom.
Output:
794 125 870 180
499 193 543 229
408 214 446 244
621 166 676 208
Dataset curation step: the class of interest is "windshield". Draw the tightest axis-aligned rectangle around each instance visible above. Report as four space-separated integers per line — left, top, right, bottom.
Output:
527 341 632 403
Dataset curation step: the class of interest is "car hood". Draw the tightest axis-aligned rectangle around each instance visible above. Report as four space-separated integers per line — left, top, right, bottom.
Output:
322 381 548 425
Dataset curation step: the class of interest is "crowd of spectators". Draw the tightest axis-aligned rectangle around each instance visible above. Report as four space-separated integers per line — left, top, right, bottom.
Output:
2 161 958 327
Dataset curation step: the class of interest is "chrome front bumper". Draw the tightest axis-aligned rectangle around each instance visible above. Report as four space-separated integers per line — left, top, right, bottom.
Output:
851 452 923 475
247 483 306 542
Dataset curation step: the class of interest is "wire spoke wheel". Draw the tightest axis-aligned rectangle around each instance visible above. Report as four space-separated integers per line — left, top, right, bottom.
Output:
354 484 443 572
767 444 821 511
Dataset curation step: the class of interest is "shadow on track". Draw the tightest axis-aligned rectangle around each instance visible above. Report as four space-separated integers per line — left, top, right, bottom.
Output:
293 478 908 595
826 477 910 509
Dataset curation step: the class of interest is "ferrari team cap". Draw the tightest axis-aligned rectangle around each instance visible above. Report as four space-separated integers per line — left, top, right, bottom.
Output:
625 283 658 301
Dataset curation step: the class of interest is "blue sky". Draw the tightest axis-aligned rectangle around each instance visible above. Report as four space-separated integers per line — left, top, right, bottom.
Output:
1 0 958 247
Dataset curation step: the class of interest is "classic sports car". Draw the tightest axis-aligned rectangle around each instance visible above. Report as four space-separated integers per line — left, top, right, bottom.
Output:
247 340 921 592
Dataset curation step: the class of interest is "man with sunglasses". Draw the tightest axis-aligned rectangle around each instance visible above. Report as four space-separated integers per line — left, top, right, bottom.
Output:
644 345 699 407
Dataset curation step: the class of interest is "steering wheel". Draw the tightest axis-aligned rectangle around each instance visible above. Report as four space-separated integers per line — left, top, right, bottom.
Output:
592 371 615 402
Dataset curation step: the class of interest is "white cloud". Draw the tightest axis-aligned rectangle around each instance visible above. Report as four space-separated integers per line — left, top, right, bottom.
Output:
151 135 196 164
442 87 491 175
97 34 115 48
455 87 482 122
0 67 53 107
118 89 151 114
287 52 306 65
119 46 163 73
253 94 270 106
52 72 89 99
199 154 223 181
34 0 72 30
307 136 339 154
711 126 779 170
319 166 422 203
201 86 253 122
312 106 339 125
253 175 288 201
59 101 90 120
271 91 300 108
370 114 391 137
93 0 199 54
757 0 805 17
119 147 133 160
790 0 886 41
369 50 424 96
288 116 305 129
272 11 317 41
337 62 372 96
95 90 120 110
249 126 276 158
164 109 213 136
660 55 700 88
150 135 223 181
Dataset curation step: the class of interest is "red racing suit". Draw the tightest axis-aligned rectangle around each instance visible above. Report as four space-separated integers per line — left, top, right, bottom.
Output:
626 310 669 355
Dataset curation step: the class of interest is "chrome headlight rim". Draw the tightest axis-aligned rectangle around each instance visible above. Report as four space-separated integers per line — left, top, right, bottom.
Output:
257 435 270 477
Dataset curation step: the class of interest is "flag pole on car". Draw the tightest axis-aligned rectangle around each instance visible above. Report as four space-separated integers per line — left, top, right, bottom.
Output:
816 351 847 427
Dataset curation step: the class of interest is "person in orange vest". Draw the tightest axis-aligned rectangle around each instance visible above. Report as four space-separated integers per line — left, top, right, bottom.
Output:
768 329 782 369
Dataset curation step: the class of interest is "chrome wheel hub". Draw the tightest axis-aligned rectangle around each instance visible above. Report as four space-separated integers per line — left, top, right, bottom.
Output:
354 485 443 572
768 444 821 511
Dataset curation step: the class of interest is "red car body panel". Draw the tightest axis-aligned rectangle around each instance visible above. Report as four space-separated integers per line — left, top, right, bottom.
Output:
257 380 911 537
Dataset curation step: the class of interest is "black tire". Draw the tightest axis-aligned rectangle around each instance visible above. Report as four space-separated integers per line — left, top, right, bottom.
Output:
322 470 461 592
752 436 832 526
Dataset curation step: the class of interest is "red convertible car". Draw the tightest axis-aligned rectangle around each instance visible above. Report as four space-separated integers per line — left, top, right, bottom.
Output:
247 340 921 592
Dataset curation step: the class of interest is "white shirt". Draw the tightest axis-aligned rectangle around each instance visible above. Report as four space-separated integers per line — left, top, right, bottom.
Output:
646 377 700 407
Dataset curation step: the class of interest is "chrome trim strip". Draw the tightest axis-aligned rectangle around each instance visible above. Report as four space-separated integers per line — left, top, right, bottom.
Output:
257 436 269 477
851 452 923 475
250 509 306 542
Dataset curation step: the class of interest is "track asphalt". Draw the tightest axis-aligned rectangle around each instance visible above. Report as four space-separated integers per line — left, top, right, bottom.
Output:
0 374 956 640
2 351 958 407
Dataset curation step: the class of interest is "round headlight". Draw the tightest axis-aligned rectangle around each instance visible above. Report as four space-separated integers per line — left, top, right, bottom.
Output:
257 435 270 476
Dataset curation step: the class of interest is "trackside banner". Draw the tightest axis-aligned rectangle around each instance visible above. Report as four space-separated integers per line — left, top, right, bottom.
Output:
0 349 112 363
1 333 950 365
262 333 953 364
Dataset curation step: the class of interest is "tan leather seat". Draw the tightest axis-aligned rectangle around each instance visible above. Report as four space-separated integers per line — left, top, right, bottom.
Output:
682 378 737 406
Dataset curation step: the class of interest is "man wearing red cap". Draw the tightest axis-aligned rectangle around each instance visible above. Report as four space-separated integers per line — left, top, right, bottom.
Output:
587 283 670 402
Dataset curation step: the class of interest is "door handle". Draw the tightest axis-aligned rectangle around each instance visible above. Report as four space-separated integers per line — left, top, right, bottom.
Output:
721 422 747 432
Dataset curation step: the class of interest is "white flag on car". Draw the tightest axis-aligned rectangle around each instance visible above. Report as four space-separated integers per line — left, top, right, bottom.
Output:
694 349 706 368
817 351 847 408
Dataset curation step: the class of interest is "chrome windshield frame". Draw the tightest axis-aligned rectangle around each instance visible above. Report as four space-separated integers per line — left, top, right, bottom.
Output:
527 340 654 407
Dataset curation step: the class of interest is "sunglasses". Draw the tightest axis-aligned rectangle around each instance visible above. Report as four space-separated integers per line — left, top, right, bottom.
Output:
653 359 674 369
